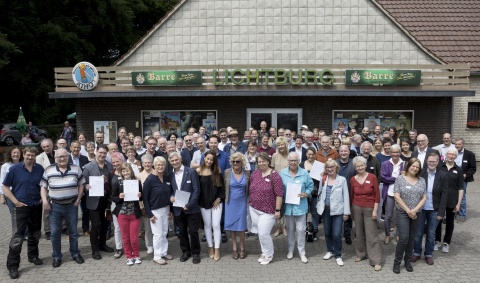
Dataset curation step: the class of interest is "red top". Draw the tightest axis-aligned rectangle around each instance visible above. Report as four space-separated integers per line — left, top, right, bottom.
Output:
249 169 283 214
257 146 276 157
349 173 380 208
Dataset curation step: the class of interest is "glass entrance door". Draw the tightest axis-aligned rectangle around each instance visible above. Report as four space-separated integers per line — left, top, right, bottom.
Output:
247 108 302 131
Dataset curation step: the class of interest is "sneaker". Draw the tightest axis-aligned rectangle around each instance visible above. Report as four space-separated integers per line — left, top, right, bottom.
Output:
126 258 134 266
258 255 265 263
134 257 142 264
434 241 441 251
286 252 293 260
323 252 333 260
442 243 449 253
300 255 308 263
336 258 344 266
114 249 124 259
147 247 154 254
260 257 272 265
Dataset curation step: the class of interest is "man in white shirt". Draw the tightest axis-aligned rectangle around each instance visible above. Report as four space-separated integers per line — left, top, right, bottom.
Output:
412 134 440 170
218 128 230 151
435 133 455 159
190 138 207 169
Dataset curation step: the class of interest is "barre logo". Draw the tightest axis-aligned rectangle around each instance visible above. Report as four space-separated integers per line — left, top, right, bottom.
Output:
72 62 99 91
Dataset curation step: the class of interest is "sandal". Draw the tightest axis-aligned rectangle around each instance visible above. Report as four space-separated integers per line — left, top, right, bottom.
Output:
232 250 239 260
240 249 247 259
209 247 214 259
384 236 390 245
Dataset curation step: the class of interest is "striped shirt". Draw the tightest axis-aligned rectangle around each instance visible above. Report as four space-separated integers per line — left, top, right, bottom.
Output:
40 164 85 204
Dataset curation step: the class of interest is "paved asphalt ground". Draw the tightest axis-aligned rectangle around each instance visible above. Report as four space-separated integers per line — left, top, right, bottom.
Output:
0 180 478 282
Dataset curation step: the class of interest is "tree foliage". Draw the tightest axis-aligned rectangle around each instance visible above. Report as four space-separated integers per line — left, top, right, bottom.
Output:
0 0 178 125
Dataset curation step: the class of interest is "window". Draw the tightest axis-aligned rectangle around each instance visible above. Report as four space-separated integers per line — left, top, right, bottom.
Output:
467 102 480 121
247 109 302 131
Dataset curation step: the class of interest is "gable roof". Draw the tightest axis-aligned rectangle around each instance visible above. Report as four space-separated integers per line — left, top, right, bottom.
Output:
373 0 480 72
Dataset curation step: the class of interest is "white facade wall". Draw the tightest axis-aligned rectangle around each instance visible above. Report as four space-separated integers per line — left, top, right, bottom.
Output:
119 0 436 66
453 76 480 156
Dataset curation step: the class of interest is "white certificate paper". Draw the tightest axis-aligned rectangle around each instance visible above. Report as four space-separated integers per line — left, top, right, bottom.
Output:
285 183 301 205
173 190 191 207
89 176 104 197
123 180 139 201
309 161 325 181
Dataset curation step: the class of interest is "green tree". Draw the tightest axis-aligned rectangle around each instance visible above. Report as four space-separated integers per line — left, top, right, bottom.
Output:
0 0 178 126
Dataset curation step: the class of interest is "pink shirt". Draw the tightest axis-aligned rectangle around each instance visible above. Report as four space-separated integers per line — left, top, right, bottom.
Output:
248 170 283 214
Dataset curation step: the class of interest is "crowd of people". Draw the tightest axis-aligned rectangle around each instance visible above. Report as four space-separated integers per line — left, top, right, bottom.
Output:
0 122 476 278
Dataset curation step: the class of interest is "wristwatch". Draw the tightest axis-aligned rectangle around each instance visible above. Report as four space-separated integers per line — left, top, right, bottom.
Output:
275 209 281 212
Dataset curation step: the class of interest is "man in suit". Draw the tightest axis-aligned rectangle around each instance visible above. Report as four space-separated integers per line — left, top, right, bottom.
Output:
454 138 477 222
68 141 90 236
168 152 202 264
82 145 114 260
412 153 448 265
411 134 440 170
289 134 307 163
180 135 198 167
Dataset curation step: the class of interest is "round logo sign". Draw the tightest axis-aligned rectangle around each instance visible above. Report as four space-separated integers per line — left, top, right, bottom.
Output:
72 62 99 91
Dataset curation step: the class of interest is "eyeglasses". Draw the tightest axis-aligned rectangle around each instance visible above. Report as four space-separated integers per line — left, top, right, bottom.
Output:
185 139 192 142
333 132 339 135
232 160 241 164
147 143 156 146
285 134 292 136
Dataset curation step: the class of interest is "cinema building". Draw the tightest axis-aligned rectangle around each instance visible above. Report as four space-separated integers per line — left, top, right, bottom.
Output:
50 0 479 154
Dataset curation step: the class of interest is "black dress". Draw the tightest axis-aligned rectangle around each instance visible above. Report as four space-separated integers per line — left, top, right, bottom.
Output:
198 174 225 209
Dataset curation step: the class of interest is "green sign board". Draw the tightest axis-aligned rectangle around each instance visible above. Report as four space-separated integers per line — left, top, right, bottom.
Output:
345 70 421 86
132 71 202 86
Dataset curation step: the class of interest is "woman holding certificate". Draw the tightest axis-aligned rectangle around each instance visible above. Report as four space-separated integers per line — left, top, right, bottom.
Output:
279 152 314 264
111 163 143 266
196 152 225 261
143 156 174 265
224 152 249 260
317 159 350 266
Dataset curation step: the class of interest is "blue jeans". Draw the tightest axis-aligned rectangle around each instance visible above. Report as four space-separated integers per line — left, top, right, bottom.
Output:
323 207 343 259
49 202 80 259
459 182 467 218
413 210 439 257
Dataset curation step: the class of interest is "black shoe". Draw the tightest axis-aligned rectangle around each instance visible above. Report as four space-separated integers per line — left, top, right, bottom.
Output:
45 233 51 240
99 244 114 252
72 254 85 264
28 257 43 265
393 264 400 274
9 268 19 279
92 251 102 260
179 252 191 262
345 237 352 245
201 235 206 242
405 261 413 272
192 254 201 264
221 233 228 243
52 258 62 268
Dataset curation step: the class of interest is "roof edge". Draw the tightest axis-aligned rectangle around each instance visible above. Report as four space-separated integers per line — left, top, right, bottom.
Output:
370 0 446 66
113 0 189 66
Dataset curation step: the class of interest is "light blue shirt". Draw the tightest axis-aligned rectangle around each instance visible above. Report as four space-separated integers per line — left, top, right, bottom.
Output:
424 169 435 210
455 150 464 167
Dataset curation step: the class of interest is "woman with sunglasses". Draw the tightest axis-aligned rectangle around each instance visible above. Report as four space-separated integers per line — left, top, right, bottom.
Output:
224 153 249 259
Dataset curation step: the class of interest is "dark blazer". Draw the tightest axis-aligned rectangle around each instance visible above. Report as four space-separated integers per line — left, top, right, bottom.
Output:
412 147 440 170
83 159 113 210
460 149 476 182
169 166 201 216
111 176 143 219
68 154 89 171
421 169 448 217
289 147 307 163
181 147 198 167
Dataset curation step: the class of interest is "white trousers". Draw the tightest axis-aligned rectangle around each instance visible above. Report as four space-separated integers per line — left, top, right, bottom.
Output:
200 203 223 249
150 205 170 260
111 202 123 250
142 216 153 248
246 202 258 234
285 214 307 256
249 207 276 258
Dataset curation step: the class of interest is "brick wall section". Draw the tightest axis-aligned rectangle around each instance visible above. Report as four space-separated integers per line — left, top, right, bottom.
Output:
453 75 480 156
119 0 437 66
76 96 451 146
